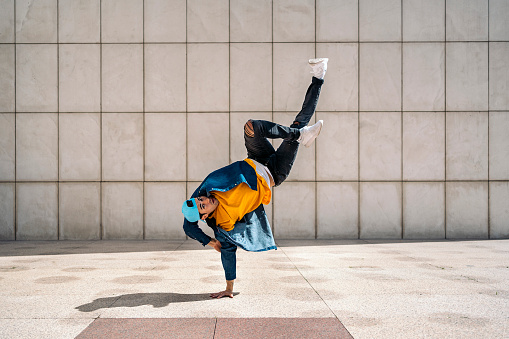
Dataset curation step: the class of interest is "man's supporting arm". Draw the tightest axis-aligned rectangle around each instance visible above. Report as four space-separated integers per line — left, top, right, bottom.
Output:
210 240 237 298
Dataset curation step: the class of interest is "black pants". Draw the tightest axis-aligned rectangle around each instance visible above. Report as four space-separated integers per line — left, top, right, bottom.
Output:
244 77 324 186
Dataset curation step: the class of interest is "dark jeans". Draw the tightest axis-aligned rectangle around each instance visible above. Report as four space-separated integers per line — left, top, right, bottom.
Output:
244 77 324 186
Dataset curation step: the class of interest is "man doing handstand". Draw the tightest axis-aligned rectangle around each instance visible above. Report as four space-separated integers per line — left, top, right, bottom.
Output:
182 58 328 298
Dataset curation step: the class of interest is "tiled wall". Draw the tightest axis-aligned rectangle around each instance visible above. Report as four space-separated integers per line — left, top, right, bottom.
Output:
0 0 508 240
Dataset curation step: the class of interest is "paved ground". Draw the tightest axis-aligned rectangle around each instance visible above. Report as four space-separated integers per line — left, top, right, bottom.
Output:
0 239 508 338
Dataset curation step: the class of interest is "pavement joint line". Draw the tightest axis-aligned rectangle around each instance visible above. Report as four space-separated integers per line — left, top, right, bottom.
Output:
277 245 354 339
212 317 218 338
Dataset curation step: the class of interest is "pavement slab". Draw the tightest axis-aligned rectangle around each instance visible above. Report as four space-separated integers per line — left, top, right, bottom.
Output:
0 239 508 338
75 318 352 339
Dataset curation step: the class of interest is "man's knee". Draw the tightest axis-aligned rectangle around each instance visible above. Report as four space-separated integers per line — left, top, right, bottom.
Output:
244 120 255 138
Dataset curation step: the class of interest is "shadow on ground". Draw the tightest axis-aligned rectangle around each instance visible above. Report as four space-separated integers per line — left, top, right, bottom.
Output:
76 292 240 312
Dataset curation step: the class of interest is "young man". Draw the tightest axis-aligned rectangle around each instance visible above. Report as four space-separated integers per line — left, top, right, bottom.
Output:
182 58 328 298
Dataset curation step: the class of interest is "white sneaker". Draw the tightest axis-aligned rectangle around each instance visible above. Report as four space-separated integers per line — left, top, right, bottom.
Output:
298 120 323 147
309 58 328 79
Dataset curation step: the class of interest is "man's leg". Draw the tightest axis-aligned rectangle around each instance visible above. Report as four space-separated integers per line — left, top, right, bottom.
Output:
290 76 324 129
244 119 300 165
268 73 325 185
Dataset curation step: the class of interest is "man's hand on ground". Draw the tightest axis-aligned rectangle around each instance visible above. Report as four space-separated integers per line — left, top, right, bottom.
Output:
210 290 234 299
208 238 222 252
210 280 234 299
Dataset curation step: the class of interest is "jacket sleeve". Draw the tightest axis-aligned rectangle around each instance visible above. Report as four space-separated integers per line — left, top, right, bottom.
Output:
220 240 237 281
183 218 211 246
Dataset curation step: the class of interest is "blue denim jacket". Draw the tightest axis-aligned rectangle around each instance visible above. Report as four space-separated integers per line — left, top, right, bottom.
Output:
183 160 277 281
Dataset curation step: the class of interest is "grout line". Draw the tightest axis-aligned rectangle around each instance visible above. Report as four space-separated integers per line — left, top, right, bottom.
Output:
4 40 509 45
487 0 491 239
357 0 361 240
13 0 17 241
142 0 146 240
99 0 103 240
444 0 447 239
228 0 231 165
271 0 275 235
400 0 404 240
185 0 189 242
57 0 60 240
314 0 317 240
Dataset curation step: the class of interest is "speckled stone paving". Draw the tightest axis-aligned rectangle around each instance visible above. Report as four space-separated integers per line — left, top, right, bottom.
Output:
1 239 508 338
76 318 353 339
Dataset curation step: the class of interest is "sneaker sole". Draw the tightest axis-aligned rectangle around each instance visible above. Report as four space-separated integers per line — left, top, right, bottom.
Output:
309 58 328 65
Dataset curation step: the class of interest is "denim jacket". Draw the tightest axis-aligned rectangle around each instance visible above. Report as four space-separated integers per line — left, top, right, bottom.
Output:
183 160 277 280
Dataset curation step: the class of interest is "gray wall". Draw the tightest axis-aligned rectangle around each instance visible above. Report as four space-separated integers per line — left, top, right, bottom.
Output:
0 0 508 240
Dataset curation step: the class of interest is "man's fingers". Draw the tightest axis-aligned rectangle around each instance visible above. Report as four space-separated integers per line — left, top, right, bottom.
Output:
210 291 233 299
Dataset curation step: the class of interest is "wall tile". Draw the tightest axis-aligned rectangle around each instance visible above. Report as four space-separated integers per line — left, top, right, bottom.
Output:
0 0 14 43
317 0 358 42
359 0 401 41
102 44 143 112
273 182 315 239
59 44 100 112
403 43 445 111
316 43 358 111
489 182 509 239
230 43 272 111
0 183 15 240
187 113 229 181
489 112 509 180
187 0 229 42
102 182 143 239
144 44 186 112
446 0 488 41
403 0 445 41
58 0 100 43
360 182 402 239
273 43 316 112
0 114 15 181
359 43 401 111
446 112 488 180
489 43 509 111
0 45 14 112
59 183 100 240
187 44 229 112
102 113 143 181
230 0 272 42
403 112 445 181
446 182 488 239
16 0 57 43
145 182 187 240
403 182 445 239
16 183 58 240
16 44 57 112
230 112 273 163
360 112 401 180
101 0 143 43
144 0 186 42
273 0 315 42
16 113 58 181
446 43 488 111
59 113 100 181
273 112 315 181
489 0 509 41
317 182 358 239
316 112 358 181
145 113 186 181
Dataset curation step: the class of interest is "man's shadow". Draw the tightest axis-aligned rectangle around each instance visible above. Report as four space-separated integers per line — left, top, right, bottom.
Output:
76 292 240 312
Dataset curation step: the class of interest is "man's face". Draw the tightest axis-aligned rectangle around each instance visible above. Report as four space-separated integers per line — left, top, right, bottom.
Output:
195 195 219 220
